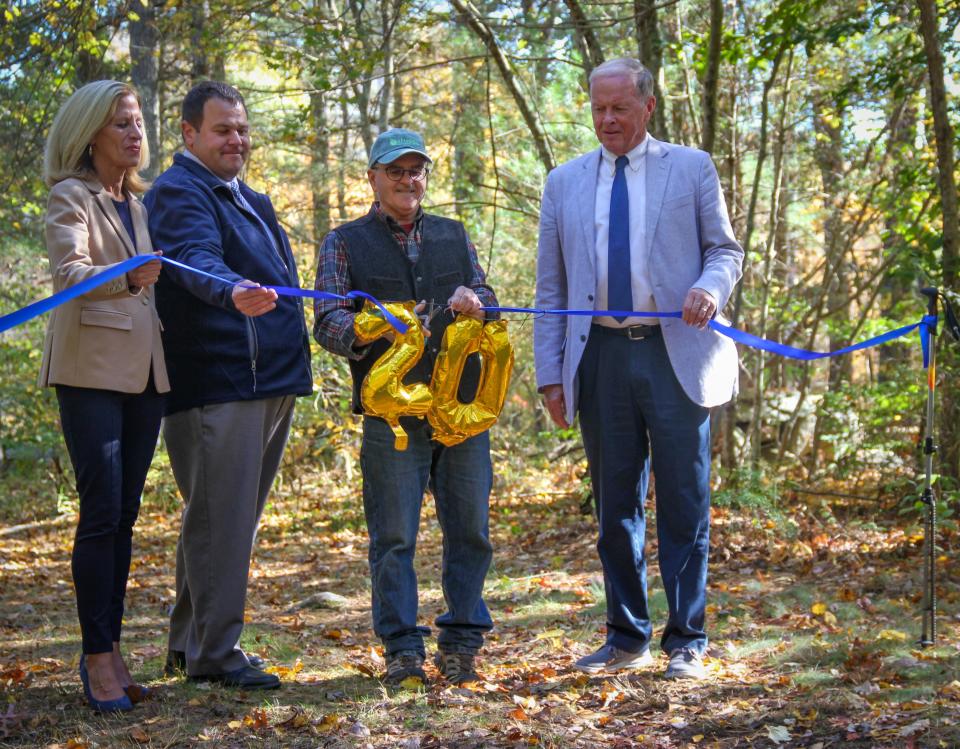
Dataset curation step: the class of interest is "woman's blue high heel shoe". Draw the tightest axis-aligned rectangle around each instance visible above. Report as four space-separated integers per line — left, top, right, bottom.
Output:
79 655 134 713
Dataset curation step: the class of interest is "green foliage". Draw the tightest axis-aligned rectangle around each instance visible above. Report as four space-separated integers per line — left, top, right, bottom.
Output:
812 377 920 479
0 240 64 445
897 470 958 533
0 0 130 235
714 465 795 533
1 0 959 524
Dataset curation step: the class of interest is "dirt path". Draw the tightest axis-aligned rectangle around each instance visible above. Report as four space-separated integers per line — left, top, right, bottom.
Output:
1 462 958 747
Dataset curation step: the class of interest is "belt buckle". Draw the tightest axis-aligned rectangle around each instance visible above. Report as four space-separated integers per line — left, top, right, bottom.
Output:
626 325 651 340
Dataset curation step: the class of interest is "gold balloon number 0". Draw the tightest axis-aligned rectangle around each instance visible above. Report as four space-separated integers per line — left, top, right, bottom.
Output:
354 300 514 450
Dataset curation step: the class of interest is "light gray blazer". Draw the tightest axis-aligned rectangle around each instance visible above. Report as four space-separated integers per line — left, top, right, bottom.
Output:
534 136 744 423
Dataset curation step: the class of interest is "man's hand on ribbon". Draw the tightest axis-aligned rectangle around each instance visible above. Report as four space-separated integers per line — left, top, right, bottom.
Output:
380 300 433 344
448 285 484 319
232 281 278 317
682 287 717 329
541 384 569 429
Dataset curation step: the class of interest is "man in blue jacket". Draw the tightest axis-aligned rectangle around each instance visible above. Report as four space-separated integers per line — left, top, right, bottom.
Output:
146 81 312 690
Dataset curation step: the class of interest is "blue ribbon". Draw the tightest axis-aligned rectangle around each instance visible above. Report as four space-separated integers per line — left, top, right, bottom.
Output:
709 316 936 369
486 306 935 369
0 255 149 334
0 255 936 367
157 257 409 332
0 254 408 334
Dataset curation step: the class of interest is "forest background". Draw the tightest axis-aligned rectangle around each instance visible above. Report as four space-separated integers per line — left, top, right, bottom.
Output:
1 0 958 513
1 0 960 747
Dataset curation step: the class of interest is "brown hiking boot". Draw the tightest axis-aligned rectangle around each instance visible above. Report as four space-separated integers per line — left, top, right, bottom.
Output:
383 650 428 687
435 651 482 685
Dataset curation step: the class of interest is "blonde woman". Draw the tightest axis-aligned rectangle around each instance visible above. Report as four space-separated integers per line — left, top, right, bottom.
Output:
41 80 169 712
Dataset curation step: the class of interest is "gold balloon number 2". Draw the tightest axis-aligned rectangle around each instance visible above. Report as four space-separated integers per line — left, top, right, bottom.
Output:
354 300 514 450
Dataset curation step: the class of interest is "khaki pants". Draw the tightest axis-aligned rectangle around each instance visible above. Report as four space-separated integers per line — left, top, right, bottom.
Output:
164 395 295 676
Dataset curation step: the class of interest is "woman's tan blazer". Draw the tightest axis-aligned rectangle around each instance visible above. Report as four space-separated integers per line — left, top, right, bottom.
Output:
38 176 170 394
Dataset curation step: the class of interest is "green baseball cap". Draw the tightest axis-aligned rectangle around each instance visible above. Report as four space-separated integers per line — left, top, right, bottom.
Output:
368 128 432 168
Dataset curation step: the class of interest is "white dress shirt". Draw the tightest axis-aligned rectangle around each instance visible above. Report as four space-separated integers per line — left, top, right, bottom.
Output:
593 137 657 327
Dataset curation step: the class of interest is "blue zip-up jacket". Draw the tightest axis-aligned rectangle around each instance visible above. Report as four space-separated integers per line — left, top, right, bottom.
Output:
145 153 313 415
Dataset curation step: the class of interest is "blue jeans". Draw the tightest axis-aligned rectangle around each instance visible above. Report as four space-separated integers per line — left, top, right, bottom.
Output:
360 416 493 657
577 327 711 656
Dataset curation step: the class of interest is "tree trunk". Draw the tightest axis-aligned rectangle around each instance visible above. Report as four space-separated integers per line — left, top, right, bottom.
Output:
719 41 744 476
211 54 226 82
916 0 960 478
347 0 375 154
453 60 485 221
724 41 785 469
377 0 397 130
806 87 849 472
813 91 851 389
563 0 604 79
674 3 700 147
337 98 349 221
73 12 106 85
633 0 667 140
879 98 917 381
748 49 793 468
449 0 555 173
772 161 792 390
310 90 331 246
700 0 722 154
353 77 374 156
129 1 162 179
739 42 785 288
189 0 209 81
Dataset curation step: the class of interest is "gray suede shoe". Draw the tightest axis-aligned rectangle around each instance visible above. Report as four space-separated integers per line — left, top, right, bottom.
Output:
575 644 653 674
664 648 706 680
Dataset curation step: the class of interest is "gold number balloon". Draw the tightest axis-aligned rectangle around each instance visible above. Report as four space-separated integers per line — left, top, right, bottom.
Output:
354 300 432 450
427 316 514 447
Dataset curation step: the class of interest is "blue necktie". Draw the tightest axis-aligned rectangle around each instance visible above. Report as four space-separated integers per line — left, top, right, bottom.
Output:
608 155 633 323
230 180 282 258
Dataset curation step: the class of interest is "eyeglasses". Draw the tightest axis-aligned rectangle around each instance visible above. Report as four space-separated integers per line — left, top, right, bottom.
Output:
377 165 430 182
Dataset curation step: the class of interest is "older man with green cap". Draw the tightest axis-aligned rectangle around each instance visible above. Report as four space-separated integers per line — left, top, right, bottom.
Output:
313 128 499 687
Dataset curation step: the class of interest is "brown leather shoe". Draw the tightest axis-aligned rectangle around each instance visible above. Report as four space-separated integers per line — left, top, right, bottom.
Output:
123 683 152 703
435 651 482 685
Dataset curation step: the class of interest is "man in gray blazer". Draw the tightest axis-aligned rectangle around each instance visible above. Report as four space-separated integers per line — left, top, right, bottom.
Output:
534 58 743 680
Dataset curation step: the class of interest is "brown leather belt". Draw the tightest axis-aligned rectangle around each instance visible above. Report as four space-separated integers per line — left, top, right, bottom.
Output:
593 323 661 340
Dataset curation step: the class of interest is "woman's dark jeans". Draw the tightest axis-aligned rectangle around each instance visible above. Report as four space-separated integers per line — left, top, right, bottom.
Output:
56 381 164 654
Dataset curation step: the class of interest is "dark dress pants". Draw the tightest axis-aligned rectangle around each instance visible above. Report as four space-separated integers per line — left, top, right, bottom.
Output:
577 327 711 655
56 381 164 654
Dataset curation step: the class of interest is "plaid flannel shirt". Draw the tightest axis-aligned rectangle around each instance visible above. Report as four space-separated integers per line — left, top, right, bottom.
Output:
313 203 497 359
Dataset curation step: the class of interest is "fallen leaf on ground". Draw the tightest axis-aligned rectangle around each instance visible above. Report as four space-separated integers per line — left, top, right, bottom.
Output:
766 724 791 744
128 727 149 742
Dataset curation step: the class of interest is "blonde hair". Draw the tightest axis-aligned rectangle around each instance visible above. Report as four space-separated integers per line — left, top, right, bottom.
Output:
43 80 151 193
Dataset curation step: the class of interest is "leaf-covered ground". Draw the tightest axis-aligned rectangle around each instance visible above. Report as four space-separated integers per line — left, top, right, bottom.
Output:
1 450 959 748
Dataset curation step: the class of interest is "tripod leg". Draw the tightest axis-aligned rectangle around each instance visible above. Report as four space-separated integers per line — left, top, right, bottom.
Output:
919 339 937 648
